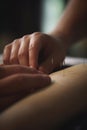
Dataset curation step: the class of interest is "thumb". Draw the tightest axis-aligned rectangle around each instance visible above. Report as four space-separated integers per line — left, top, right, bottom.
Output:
38 55 58 74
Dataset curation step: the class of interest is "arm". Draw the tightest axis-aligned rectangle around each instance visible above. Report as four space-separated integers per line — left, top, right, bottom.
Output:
50 0 87 46
3 0 87 73
0 64 87 130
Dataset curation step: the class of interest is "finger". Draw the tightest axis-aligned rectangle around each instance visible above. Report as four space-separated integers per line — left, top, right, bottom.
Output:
10 39 20 64
0 73 51 96
0 73 51 111
3 44 12 64
39 54 59 74
18 36 30 66
29 34 42 68
0 65 43 79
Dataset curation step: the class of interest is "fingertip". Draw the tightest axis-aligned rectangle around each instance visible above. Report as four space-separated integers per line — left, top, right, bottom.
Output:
38 66 49 74
29 61 38 69
42 74 51 84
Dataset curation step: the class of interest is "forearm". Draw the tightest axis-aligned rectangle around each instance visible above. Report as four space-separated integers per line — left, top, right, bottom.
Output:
50 0 87 47
0 64 87 130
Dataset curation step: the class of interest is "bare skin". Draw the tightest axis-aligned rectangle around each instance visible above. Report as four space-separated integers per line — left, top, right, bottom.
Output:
0 0 87 129
0 65 51 112
3 33 67 73
3 0 87 74
0 64 87 130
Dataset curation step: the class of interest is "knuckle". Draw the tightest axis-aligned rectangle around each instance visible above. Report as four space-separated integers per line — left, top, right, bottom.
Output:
13 39 18 43
30 32 43 46
31 32 42 38
14 37 21 42
4 44 11 50
12 39 20 45
22 35 29 40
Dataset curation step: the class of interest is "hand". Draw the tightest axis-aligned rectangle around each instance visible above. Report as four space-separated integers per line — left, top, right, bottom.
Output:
0 64 51 111
3 32 67 73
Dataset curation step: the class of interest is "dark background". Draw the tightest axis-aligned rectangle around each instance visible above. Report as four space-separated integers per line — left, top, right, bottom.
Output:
3 0 86 58
0 0 69 53
0 0 41 39
0 0 43 53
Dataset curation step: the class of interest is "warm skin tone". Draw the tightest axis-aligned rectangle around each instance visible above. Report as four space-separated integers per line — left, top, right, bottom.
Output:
3 0 87 73
0 64 87 130
51 0 87 45
0 65 51 112
0 0 87 129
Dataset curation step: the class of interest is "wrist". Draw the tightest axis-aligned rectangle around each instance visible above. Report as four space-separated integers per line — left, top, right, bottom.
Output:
48 31 70 51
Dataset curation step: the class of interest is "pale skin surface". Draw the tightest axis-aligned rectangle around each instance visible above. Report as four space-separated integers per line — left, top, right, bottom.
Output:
0 64 87 130
0 65 51 112
3 0 87 73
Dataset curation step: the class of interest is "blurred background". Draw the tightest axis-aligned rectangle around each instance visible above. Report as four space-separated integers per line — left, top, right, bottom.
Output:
0 0 87 58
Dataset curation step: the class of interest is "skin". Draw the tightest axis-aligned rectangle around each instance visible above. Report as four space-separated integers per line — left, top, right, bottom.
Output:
3 0 87 74
3 33 67 73
0 65 51 112
0 0 87 129
0 64 87 130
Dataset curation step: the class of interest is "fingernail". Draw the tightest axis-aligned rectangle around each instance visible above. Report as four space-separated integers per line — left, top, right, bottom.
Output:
30 65 34 68
38 70 44 74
